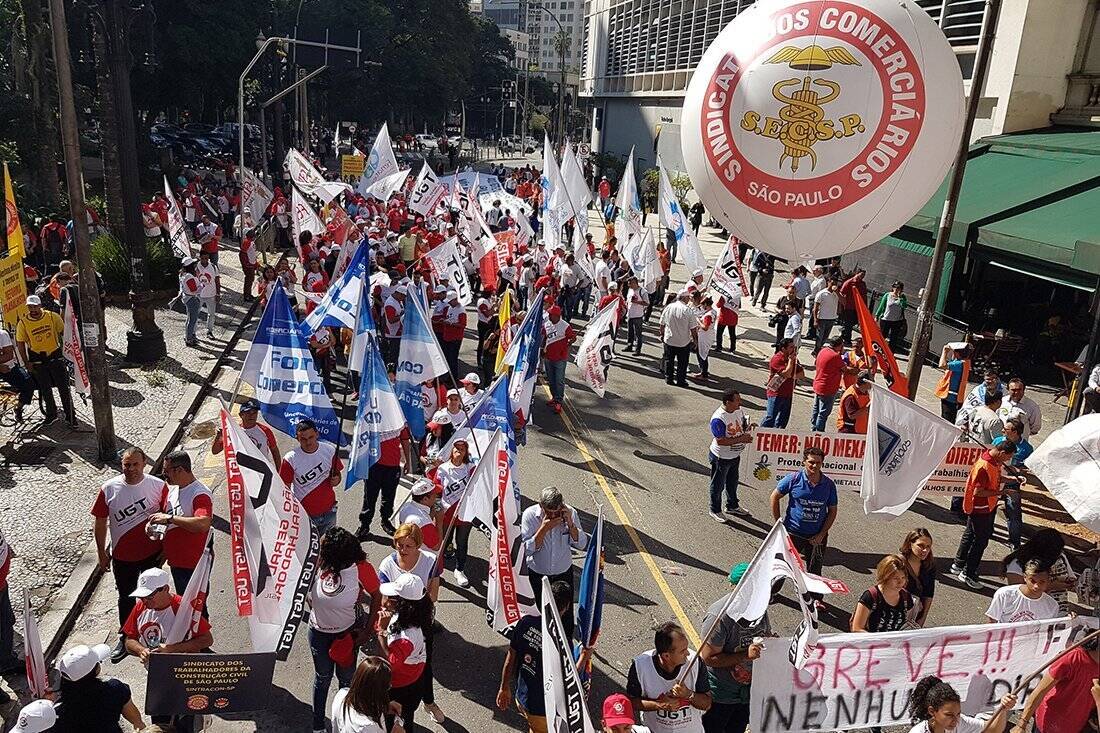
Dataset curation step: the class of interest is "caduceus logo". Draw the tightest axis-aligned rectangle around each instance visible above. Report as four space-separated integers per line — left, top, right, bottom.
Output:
740 44 865 173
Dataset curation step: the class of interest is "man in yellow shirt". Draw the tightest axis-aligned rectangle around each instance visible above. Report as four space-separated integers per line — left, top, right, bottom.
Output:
15 295 74 427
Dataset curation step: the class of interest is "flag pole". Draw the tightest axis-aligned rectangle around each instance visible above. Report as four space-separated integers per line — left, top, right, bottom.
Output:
333 263 369 453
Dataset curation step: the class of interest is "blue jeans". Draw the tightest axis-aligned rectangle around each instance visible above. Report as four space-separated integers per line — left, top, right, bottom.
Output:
0 365 36 408
1003 485 1023 548
309 626 355 730
546 359 567 402
810 393 836 432
312 507 338 535
709 454 741 513
183 296 202 343
761 395 791 428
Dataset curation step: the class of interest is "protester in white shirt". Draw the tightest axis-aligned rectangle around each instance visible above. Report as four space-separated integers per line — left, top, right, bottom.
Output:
999 377 1042 437
812 278 840 353
331 657 402 733
195 251 220 337
660 290 698 386
984 560 1060 624
906 675 1015 733
782 300 802 352
625 277 649 355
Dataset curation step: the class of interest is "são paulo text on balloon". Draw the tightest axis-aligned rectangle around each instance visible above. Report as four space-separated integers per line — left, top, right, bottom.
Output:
681 0 964 261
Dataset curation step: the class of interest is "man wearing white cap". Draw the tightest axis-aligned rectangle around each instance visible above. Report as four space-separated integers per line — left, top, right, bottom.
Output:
123 567 212 731
397 477 443 551
660 290 698 387
15 293 75 426
382 286 406 366
14 699 58 733
444 389 466 425
688 268 706 292
52 643 147 731
459 372 483 406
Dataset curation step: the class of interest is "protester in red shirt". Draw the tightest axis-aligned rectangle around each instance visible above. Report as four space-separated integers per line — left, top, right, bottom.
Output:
279 419 343 534
148 450 213 595
377 574 432 731
355 421 412 541
761 338 801 429
543 305 577 413
238 229 258 301
438 290 467 376
951 442 1016 588
598 281 625 314
1015 638 1100 733
810 335 847 432
91 446 169 662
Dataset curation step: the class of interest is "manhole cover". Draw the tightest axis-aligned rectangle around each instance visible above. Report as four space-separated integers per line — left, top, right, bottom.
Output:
3 442 56 465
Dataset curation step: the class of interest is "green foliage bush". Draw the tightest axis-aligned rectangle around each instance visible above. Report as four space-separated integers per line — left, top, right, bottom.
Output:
91 233 179 295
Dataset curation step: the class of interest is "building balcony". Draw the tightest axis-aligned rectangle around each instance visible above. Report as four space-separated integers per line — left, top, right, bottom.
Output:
1052 73 1100 128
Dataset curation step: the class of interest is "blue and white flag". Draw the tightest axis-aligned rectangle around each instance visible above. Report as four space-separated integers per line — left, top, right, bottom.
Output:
541 135 570 247
302 239 372 337
348 285 378 376
394 293 450 439
507 295 544 424
445 374 514 461
614 147 643 244
657 154 707 272
346 332 406 489
574 505 604 686
240 283 341 443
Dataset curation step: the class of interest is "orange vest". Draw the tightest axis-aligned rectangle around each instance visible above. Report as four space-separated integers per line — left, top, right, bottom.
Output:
934 359 970 403
836 385 870 433
963 455 1000 514
842 349 873 389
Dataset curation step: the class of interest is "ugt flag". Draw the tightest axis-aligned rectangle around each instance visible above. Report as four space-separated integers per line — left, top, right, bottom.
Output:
346 332 406 489
240 167 274 225
62 298 90 397
163 177 192 259
574 505 604 686
541 576 598 733
708 236 750 300
1026 414 1100 534
424 237 473 306
220 405 317 660
240 283 341 443
394 292 450 439
576 298 621 398
285 147 349 204
860 384 959 518
165 546 213 645
718 521 848 668
303 239 372 337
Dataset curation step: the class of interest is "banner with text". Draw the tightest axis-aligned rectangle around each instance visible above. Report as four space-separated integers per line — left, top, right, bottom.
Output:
146 652 276 716
742 429 979 495
749 616 1095 732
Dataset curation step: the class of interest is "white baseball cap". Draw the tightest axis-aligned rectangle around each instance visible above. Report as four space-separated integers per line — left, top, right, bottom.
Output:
410 477 436 497
25 295 41 306
461 372 481 386
691 268 704 278
379 573 426 601
57 642 111 681
181 256 198 267
130 567 171 598
15 700 57 732
427 409 452 427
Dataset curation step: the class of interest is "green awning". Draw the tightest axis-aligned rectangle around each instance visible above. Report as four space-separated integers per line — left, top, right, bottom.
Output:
977 187 1100 278
880 234 932 257
907 130 1100 246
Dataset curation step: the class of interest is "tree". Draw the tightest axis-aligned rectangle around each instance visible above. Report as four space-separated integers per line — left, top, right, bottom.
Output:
529 112 549 136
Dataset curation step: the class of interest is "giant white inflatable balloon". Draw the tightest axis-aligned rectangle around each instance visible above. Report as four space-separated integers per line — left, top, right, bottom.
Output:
681 0 964 261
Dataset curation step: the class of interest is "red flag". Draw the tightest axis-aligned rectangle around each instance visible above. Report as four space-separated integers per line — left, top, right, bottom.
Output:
480 249 500 292
852 290 909 397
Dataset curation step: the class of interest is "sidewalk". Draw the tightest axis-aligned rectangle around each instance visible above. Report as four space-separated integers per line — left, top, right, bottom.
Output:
0 249 256 706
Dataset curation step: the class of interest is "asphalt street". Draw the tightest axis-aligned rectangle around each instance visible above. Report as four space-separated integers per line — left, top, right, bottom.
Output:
57 215 1033 733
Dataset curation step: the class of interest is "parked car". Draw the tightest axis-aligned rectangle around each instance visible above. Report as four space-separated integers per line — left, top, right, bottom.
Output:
414 133 439 150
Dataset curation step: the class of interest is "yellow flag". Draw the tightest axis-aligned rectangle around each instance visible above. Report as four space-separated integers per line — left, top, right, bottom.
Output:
3 163 25 262
495 290 511 373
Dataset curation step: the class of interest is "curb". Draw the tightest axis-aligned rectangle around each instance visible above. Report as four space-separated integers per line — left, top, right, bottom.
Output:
41 297 260 664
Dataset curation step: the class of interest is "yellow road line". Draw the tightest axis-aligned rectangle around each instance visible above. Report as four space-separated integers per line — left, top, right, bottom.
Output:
546 385 701 647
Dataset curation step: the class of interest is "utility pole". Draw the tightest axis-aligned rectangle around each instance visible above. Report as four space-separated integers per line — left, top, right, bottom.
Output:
905 0 1002 398
47 0 117 459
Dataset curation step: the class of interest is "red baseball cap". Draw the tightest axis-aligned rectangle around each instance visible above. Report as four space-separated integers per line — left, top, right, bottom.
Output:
602 694 635 727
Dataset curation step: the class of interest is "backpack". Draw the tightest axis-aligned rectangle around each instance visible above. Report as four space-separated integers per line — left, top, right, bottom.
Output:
852 585 912 631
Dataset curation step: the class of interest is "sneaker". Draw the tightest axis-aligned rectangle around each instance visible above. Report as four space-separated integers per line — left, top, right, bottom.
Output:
110 634 127 664
355 524 371 542
380 519 397 536
958 571 982 589
424 703 446 724
949 563 963 575
453 569 470 588
727 506 750 517
709 511 728 523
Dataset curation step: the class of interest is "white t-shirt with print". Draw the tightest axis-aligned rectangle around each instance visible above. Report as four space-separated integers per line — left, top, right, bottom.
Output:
907 715 985 733
985 584 1060 624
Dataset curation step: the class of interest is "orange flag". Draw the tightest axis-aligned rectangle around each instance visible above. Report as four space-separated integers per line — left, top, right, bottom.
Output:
852 289 910 397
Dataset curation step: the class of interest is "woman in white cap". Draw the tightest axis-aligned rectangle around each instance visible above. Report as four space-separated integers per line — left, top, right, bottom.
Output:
377 574 434 730
458 372 483 406
396 478 443 552
178 257 202 347
421 410 453 467
53 642 147 731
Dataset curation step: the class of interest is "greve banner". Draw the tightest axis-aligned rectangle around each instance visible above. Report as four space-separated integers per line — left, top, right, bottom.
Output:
220 405 317 660
62 298 90 397
541 576 598 733
575 298 621 398
852 289 909 397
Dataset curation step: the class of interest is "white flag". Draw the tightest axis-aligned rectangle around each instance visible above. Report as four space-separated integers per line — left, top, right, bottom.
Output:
220 405 317 660
541 577 598 733
62 298 90 396
457 429 503 526
284 147 349 204
720 521 848 668
1026 413 1100 534
409 162 446 216
424 237 473 306
561 143 592 219
165 546 212 645
657 155 708 272
614 147 643 244
360 167 409 202
240 168 273 223
575 298 620 398
22 592 47 698
359 122 399 190
541 135 571 246
291 188 325 251
707 237 749 301
163 177 192 259
861 384 961 517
